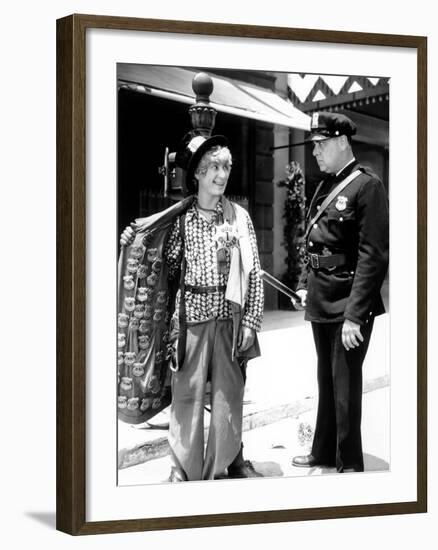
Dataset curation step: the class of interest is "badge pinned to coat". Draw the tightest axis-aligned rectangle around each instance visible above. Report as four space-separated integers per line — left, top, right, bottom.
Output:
335 195 348 211
214 222 239 274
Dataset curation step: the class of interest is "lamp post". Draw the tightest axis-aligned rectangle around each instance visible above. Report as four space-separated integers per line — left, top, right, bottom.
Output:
161 72 218 197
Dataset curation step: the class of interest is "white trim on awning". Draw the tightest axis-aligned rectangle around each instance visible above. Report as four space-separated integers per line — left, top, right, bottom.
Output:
118 65 310 131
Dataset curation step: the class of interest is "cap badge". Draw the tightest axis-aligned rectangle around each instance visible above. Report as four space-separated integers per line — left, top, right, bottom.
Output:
311 112 319 129
335 196 348 211
187 135 205 153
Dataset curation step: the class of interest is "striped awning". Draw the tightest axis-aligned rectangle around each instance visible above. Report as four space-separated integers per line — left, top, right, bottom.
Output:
118 65 310 131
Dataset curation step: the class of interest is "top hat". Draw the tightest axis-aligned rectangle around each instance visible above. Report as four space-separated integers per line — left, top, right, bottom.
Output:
175 132 229 193
308 111 357 142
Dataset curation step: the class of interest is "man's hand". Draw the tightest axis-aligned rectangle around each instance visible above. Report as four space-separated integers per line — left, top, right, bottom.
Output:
120 224 136 247
291 289 307 310
238 326 255 352
342 319 364 351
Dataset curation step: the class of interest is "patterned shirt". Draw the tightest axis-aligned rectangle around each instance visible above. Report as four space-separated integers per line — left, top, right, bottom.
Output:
164 200 264 331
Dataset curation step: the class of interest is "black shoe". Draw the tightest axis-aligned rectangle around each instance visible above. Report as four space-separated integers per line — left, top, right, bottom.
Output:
228 460 263 478
167 468 185 482
292 454 330 468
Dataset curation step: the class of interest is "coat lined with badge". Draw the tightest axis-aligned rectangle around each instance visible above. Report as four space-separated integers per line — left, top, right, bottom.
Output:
117 195 263 427
117 197 195 424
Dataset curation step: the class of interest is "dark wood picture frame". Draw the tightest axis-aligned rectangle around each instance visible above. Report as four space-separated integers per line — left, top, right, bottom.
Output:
56 13 427 535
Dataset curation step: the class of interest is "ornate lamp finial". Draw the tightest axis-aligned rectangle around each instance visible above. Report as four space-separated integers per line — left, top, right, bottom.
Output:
189 72 217 136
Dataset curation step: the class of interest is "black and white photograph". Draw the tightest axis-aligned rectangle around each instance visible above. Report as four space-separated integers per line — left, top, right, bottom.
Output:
2 0 434 545
116 64 390 486
54 14 425 534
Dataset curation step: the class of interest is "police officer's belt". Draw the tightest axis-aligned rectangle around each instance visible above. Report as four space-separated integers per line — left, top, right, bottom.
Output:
184 284 227 294
307 253 348 270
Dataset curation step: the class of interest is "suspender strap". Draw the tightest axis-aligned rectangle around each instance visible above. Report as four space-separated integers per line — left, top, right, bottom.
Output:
176 214 187 369
304 169 362 241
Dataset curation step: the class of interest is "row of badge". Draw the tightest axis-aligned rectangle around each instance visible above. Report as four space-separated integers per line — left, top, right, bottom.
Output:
118 315 153 333
118 395 162 412
126 246 161 274
118 373 161 393
118 347 170 368
118 332 154 351
122 292 167 313
123 268 162 289
129 244 158 261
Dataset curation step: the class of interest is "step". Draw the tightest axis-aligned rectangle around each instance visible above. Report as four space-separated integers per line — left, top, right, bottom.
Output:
118 374 389 469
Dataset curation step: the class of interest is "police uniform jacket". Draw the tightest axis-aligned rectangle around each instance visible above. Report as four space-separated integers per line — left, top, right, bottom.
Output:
297 161 389 325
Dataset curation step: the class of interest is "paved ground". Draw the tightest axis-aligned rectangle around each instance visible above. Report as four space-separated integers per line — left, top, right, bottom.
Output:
118 384 389 486
118 306 389 468
118 295 390 484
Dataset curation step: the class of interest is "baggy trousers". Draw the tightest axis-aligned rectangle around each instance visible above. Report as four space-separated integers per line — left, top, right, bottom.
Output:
168 318 245 481
310 318 374 472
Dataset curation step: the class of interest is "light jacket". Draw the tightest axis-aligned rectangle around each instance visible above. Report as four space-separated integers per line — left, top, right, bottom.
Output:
117 196 261 424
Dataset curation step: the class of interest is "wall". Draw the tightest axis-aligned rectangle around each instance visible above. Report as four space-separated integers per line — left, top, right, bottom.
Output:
1 1 436 549
272 74 295 286
254 120 276 307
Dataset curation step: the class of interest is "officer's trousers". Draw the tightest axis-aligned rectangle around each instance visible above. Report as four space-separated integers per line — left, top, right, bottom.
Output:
168 318 245 481
310 318 374 472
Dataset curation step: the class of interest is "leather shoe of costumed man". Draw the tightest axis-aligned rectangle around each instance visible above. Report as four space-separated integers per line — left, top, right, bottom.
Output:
292 454 332 468
227 460 263 478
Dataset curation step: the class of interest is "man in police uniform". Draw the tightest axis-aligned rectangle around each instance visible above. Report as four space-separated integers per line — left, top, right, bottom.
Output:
292 111 389 473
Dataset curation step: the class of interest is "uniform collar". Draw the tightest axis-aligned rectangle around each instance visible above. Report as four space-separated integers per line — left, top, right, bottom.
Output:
319 158 358 198
335 158 356 177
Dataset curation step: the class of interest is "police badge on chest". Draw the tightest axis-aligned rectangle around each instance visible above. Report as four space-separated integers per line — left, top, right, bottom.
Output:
335 195 348 211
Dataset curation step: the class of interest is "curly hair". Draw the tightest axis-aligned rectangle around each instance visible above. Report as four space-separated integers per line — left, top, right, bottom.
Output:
194 146 232 178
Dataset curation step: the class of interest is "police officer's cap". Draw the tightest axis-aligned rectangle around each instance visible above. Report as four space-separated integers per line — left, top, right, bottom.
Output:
309 111 357 142
175 132 229 193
